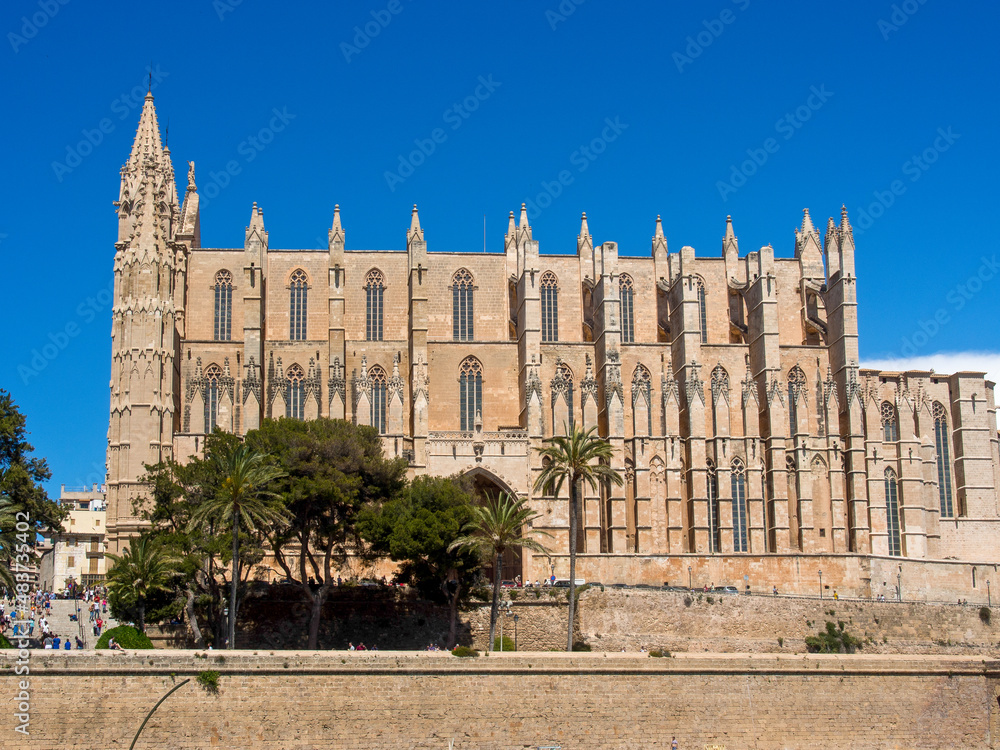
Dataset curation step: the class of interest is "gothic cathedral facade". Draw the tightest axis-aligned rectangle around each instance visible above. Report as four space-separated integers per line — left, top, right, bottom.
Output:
106 93 1000 593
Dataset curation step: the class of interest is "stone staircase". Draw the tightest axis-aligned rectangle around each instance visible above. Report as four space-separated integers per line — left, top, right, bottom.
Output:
44 599 119 649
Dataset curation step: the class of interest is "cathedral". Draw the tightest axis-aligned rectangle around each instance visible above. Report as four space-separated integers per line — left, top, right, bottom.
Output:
106 92 1000 598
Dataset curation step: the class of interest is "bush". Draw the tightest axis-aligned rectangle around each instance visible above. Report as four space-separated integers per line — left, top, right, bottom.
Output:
706 596 715 604
980 606 992 625
648 649 671 658
508 590 519 601
493 635 515 651
572 642 592 652
804 621 862 654
777 637 784 648
0 633 14 649
451 646 479 658
469 586 491 602
95 625 154 650
683 595 693 607
197 670 220 694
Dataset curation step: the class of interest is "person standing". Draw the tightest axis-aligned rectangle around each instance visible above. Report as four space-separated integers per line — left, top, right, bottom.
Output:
671 736 679 749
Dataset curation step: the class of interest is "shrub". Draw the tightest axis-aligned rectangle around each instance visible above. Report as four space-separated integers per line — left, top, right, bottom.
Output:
95 625 154 650
469 586 491 602
197 670 220 694
683 595 693 607
805 621 862 654
572 642 592 652
777 637 784 648
0 633 14 649
648 649 671 658
706 596 715 604
508 590 519 601
980 606 992 625
493 635 515 651
533 589 542 599
451 646 479 658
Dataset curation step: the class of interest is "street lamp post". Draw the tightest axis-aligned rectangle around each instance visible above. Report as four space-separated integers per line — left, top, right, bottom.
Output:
988 580 991 608
688 566 692 590
513 614 519 652
897 569 902 602
818 569 823 599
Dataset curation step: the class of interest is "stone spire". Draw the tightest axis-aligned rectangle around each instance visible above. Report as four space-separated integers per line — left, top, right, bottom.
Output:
504 209 517 258
722 215 738 258
824 215 840 278
578 211 593 255
329 203 345 246
795 208 824 279
177 161 200 245
127 92 164 167
407 204 423 243
517 202 532 242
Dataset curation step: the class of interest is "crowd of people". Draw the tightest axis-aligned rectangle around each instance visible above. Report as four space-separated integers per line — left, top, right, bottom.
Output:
1 585 110 650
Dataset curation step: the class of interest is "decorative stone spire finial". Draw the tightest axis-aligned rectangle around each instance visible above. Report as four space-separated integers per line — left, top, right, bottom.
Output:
407 204 423 243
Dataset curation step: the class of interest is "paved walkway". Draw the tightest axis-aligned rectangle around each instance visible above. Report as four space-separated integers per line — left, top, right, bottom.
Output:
34 599 119 649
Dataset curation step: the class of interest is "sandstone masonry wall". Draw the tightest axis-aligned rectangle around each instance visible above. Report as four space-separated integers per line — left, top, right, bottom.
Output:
3 651 997 750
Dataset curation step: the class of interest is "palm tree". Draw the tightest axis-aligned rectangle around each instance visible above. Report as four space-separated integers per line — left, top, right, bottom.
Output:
105 535 176 632
189 442 288 649
534 424 623 651
448 492 550 652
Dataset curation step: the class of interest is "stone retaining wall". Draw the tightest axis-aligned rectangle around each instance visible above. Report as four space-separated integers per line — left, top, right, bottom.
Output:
2 651 998 749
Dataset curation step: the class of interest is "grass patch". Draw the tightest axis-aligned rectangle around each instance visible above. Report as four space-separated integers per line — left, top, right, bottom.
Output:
196 670 220 694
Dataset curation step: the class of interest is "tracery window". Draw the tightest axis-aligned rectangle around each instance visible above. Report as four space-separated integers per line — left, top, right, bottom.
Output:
369 365 387 434
707 461 720 554
619 274 635 343
541 272 559 342
289 269 308 341
459 357 483 431
697 280 708 344
553 360 574 430
632 365 652 434
365 269 385 342
731 459 749 552
881 401 899 442
884 467 902 556
204 364 221 432
452 269 475 341
286 364 305 420
933 401 954 517
213 270 233 341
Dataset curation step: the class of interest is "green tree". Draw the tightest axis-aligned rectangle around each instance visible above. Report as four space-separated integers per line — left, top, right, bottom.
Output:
448 493 550 652
534 424 623 651
0 496 25 589
188 441 288 649
0 390 66 582
250 418 406 649
105 535 177 632
358 475 479 648
138 430 245 647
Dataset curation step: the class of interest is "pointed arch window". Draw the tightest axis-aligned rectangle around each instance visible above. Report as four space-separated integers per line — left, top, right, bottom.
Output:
541 272 559 342
289 270 308 341
214 270 233 341
552 361 574 431
881 401 899 442
619 274 635 343
707 461 720 553
286 364 305 420
933 401 954 517
452 269 475 341
884 467 902 556
459 357 483 431
697 280 708 344
204 364 222 432
731 459 749 552
365 269 385 341
369 365 387 433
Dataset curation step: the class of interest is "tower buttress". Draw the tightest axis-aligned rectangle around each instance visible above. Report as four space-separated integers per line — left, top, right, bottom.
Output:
107 92 178 554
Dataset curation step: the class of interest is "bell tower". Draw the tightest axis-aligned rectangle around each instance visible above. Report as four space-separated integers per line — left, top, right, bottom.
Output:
106 91 181 553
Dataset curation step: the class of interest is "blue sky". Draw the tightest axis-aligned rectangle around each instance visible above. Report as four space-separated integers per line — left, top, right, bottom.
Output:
1 1 998 496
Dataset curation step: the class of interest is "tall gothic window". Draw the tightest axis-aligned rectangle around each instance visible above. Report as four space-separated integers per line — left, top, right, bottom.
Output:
540 272 559 342
369 365 387 434
933 401 954 517
459 357 483 431
214 270 233 341
697 280 708 344
884 467 902 556
619 274 635 343
731 459 749 552
633 365 653 435
286 364 305 420
707 461 720 553
204 364 221 432
365 269 385 342
553 360 574 431
881 401 899 442
452 269 475 341
289 269 308 341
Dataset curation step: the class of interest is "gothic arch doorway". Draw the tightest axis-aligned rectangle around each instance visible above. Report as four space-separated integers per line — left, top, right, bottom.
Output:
462 467 524 582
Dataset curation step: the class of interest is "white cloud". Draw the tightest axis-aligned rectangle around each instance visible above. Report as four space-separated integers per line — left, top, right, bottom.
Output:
861 351 1000 385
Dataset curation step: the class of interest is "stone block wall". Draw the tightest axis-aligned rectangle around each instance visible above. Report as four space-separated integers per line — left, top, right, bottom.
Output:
3 651 998 749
